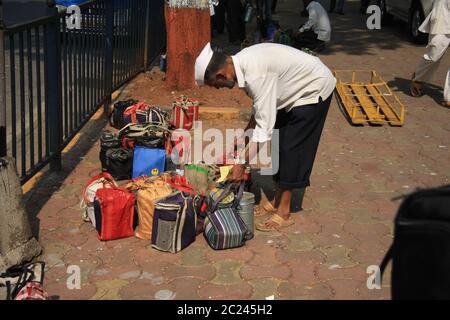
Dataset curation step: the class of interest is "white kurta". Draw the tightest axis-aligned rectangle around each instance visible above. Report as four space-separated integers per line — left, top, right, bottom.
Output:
231 43 336 143
299 1 331 42
413 0 450 102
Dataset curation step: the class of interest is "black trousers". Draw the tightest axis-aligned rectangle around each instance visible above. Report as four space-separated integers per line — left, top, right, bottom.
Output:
273 94 332 189
294 29 324 51
226 0 246 42
212 0 226 33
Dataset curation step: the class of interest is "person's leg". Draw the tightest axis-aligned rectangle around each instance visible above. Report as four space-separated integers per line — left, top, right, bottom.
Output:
412 34 449 96
294 30 323 50
336 0 345 13
265 0 273 23
271 0 278 13
329 0 336 12
257 95 332 231
215 0 226 34
443 67 450 106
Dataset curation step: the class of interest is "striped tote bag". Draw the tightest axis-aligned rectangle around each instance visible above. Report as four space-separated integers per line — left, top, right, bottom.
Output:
204 183 253 250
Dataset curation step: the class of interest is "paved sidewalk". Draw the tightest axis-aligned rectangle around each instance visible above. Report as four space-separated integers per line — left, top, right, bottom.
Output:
24 0 449 300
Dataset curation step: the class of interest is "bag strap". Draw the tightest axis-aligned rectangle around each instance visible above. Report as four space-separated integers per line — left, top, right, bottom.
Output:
379 244 394 282
82 172 117 203
7 265 35 300
232 182 245 209
209 183 235 214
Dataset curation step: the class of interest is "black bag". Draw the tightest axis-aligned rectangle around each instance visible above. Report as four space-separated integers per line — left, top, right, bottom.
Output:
103 148 133 181
118 123 168 150
380 185 450 300
110 99 139 129
100 131 121 171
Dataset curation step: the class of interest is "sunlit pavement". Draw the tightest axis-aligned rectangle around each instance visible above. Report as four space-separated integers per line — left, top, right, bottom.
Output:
25 0 449 299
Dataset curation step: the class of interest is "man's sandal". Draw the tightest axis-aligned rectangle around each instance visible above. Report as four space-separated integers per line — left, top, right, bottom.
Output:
254 201 277 217
410 73 423 97
442 101 450 108
256 214 295 232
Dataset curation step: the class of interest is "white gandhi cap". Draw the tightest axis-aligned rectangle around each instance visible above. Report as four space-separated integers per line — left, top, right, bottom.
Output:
195 42 214 86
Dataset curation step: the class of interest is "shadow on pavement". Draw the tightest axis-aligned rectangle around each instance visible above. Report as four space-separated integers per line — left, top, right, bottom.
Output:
387 77 445 107
23 111 108 239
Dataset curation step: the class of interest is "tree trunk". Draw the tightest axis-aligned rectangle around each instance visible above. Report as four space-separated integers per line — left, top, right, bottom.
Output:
0 157 41 271
165 1 211 90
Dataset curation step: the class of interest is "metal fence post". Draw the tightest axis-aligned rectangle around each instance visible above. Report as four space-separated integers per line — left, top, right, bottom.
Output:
0 3 6 158
143 0 150 69
44 19 63 171
103 0 114 116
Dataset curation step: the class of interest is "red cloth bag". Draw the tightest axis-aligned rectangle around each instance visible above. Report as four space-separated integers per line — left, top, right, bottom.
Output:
171 96 199 130
93 185 137 241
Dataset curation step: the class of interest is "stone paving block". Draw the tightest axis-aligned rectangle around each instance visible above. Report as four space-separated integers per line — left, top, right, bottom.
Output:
315 265 368 282
167 277 204 300
240 264 292 281
276 249 326 265
198 282 253 300
90 279 130 300
205 246 254 263
248 278 281 300
277 281 333 300
210 260 244 285
120 280 175 300
179 245 209 266
319 245 357 268
164 264 216 281
327 279 363 300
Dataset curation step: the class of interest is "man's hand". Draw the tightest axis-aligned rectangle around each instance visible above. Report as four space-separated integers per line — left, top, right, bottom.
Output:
227 164 246 183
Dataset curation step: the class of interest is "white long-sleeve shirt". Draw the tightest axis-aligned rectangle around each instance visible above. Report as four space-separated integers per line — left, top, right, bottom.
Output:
419 0 450 35
231 43 336 143
299 1 331 42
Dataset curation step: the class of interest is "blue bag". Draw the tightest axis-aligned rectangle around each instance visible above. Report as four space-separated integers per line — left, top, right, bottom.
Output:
132 147 166 179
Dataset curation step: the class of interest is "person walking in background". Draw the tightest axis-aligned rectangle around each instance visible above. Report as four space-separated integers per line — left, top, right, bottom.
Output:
410 0 450 107
329 0 345 14
360 0 370 14
272 0 278 13
226 0 246 45
294 0 331 51
212 0 226 35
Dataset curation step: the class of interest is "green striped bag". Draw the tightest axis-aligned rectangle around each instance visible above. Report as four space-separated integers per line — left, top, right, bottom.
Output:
204 183 253 250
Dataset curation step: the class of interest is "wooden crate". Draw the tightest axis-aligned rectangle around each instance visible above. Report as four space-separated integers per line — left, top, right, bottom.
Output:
334 70 405 126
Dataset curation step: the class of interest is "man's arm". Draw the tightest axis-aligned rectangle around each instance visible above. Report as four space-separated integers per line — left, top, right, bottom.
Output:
299 5 317 32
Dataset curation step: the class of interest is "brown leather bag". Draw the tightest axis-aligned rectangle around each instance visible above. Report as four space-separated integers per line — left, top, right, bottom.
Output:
127 176 173 240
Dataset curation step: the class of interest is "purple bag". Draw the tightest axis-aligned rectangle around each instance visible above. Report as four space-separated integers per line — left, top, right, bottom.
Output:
204 183 253 250
151 192 197 253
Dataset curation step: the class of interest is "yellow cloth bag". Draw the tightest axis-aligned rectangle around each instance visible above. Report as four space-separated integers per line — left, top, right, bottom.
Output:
127 176 173 240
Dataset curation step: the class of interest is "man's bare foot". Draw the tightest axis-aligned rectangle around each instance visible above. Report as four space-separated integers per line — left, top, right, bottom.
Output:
442 101 450 108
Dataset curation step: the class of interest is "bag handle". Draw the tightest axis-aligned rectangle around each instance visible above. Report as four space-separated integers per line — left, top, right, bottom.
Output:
231 181 245 209
209 183 235 214
82 172 117 203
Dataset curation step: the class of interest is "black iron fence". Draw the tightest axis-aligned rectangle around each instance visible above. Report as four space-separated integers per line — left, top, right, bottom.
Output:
0 0 166 184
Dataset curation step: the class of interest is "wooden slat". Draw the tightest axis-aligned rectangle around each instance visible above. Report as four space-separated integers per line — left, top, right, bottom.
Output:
350 84 385 124
337 84 366 124
365 85 403 126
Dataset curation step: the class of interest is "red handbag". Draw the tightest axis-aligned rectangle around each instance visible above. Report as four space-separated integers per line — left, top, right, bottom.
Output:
171 96 199 130
93 184 137 241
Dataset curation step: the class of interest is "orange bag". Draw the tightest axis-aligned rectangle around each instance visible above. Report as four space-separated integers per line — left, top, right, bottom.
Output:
127 176 173 240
